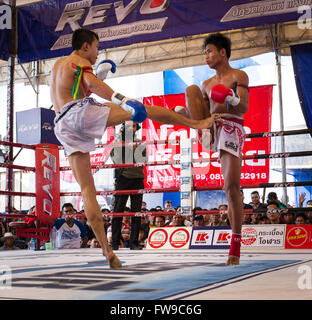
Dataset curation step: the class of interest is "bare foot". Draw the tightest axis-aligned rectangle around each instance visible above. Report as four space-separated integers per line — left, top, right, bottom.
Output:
108 253 122 268
226 256 240 266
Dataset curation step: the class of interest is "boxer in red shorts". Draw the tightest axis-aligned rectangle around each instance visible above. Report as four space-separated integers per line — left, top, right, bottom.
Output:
184 33 249 265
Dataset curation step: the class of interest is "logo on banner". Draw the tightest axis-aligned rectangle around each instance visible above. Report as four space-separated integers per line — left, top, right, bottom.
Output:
0 5 11 30
148 229 168 248
221 0 311 23
212 229 232 246
169 228 190 248
286 226 308 247
191 230 213 246
241 227 257 246
52 0 170 50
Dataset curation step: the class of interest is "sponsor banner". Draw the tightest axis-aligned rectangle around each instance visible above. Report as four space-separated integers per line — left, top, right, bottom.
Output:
241 225 285 248
143 85 273 189
0 3 11 61
189 225 286 249
285 225 312 249
35 143 60 225
16 0 307 63
147 226 191 250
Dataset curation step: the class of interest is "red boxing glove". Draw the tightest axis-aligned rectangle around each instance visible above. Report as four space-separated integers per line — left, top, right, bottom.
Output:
209 84 240 107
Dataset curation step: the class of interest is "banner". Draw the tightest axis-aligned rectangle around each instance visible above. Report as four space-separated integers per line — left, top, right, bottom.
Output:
143 85 273 189
147 226 191 250
17 0 308 63
285 225 312 249
291 43 312 133
0 3 11 61
35 143 60 225
189 225 286 250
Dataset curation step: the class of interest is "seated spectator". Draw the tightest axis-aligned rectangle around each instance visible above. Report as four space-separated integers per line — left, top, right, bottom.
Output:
259 215 271 224
90 238 101 248
266 202 284 224
282 211 295 225
267 192 287 208
168 214 184 227
240 190 253 209
249 191 267 210
53 203 88 249
306 202 312 224
76 215 95 242
138 227 147 248
141 201 147 210
120 216 131 248
0 220 6 241
218 204 229 225
155 215 166 228
193 214 205 227
0 232 20 251
210 210 227 226
295 213 308 225
250 212 262 225
164 200 173 210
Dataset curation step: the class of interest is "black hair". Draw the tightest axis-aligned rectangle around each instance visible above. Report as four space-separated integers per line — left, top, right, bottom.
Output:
155 215 166 222
62 203 74 210
268 192 278 200
72 28 99 51
251 191 259 196
203 33 231 59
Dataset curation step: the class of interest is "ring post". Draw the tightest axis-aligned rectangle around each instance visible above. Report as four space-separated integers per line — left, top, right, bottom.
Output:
180 137 193 215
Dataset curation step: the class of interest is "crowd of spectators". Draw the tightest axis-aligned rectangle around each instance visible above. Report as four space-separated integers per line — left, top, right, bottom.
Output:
0 191 311 251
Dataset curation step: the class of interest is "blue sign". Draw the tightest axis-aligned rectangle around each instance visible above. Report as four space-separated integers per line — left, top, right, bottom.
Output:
16 0 306 63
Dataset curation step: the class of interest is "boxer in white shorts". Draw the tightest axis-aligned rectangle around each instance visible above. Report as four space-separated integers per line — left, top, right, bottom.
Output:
184 33 249 265
51 28 218 269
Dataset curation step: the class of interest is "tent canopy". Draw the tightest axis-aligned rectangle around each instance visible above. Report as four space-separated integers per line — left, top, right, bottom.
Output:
1 0 312 82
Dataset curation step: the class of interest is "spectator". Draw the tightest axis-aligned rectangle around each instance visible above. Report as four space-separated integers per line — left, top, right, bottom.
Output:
240 190 253 210
267 192 287 209
259 215 271 224
298 192 306 208
0 220 6 241
249 191 267 210
110 122 147 250
0 232 20 251
120 216 131 248
250 212 262 225
282 211 295 225
295 213 308 225
141 201 147 210
90 238 101 248
164 200 172 210
266 202 284 224
306 201 312 224
155 216 166 228
76 214 95 242
53 203 88 249
194 215 205 227
218 204 229 225
138 227 147 248
210 209 227 226
169 214 184 227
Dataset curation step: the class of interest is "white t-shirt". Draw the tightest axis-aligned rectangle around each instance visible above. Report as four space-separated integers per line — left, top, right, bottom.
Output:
54 219 87 249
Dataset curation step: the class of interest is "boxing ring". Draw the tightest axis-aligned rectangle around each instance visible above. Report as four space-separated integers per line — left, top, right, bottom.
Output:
0 128 312 301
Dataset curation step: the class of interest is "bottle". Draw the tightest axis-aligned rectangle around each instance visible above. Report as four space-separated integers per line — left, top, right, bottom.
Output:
29 238 36 251
50 228 57 250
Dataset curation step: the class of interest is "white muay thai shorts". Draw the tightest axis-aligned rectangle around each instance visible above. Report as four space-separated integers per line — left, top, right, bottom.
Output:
212 114 246 158
54 97 110 156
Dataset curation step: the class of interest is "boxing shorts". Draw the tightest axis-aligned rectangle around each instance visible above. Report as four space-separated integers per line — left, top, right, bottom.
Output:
54 97 110 156
211 113 246 158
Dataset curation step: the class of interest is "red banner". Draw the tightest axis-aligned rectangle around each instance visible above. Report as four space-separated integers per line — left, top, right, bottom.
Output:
35 143 60 225
143 85 273 189
285 225 312 249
